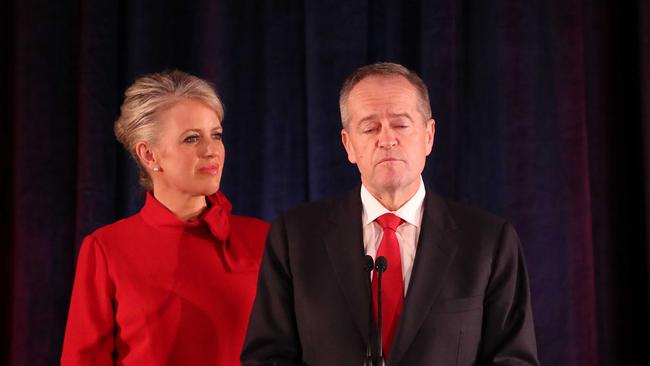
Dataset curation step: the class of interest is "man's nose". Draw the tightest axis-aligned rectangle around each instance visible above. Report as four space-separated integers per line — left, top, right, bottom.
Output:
377 126 398 148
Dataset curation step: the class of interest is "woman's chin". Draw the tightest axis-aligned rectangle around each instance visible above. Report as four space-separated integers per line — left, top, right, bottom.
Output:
202 184 220 196
191 177 221 196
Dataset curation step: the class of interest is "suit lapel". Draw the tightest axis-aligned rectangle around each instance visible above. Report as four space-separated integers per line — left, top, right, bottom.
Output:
388 192 459 366
322 188 372 343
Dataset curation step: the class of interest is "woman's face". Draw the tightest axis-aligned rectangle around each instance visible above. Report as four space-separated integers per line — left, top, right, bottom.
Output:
150 98 225 198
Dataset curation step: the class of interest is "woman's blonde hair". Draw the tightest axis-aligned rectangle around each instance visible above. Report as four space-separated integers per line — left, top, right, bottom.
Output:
114 70 224 190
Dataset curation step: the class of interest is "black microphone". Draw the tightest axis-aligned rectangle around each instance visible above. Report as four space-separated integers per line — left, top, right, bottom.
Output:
375 256 388 366
363 255 375 366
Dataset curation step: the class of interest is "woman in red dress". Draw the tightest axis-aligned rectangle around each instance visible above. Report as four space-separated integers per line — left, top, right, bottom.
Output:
61 70 269 366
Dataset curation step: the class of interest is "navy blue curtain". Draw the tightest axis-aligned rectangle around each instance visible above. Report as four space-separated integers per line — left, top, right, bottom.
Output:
3 1 649 365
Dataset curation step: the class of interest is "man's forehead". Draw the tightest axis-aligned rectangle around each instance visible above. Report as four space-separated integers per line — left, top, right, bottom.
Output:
352 74 415 91
357 112 415 123
348 77 417 105
349 80 418 110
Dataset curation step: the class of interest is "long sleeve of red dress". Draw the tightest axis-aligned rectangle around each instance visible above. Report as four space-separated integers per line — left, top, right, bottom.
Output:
61 192 269 366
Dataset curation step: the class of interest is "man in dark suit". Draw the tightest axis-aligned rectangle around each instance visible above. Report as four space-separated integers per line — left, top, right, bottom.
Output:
242 63 539 365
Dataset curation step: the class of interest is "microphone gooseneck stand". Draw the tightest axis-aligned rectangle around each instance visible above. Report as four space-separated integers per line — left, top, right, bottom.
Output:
375 256 388 366
363 255 375 366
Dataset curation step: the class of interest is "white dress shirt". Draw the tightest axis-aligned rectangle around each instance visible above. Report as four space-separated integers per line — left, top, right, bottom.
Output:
361 177 426 295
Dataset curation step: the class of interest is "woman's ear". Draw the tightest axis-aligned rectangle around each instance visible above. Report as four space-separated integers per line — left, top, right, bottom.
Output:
135 142 162 172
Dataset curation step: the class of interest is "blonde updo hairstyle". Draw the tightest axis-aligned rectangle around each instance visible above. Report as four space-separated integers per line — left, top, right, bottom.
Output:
114 70 224 191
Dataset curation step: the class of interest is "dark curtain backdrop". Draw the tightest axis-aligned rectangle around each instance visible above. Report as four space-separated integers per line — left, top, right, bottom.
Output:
2 0 649 365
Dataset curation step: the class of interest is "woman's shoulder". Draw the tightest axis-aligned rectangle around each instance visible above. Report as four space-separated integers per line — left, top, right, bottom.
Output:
230 215 270 237
85 213 145 246
229 215 270 258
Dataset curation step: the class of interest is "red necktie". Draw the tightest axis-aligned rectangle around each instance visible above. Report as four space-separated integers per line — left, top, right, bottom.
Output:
372 213 404 358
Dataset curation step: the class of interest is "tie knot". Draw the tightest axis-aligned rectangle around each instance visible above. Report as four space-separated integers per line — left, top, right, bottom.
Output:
376 213 403 231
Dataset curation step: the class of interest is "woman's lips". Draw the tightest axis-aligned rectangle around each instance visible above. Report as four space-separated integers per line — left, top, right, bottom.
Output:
198 165 220 175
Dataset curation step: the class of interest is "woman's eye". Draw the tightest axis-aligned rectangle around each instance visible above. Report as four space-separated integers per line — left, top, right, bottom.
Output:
184 135 199 143
212 132 223 140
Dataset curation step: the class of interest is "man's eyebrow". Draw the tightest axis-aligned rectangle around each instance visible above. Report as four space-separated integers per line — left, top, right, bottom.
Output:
388 112 414 122
358 114 379 124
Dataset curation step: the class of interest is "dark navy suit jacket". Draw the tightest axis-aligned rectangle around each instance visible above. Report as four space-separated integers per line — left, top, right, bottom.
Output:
242 187 539 365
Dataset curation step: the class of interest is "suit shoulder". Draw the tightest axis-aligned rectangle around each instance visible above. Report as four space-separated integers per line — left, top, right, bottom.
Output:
277 190 350 227
429 193 514 239
429 194 523 264
444 197 506 225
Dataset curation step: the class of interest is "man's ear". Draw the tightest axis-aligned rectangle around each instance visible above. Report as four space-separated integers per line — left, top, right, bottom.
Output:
341 128 357 164
425 118 435 156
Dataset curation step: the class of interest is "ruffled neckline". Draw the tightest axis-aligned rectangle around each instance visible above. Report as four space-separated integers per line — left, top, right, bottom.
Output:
138 192 257 272
139 191 231 241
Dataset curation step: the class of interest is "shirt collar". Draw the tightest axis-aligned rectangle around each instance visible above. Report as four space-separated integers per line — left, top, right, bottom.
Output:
360 176 426 227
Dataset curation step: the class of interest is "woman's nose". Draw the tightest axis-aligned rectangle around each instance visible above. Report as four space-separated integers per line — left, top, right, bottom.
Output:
203 139 219 157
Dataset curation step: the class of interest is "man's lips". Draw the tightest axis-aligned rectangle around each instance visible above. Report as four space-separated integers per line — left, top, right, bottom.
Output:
198 165 220 175
376 157 403 165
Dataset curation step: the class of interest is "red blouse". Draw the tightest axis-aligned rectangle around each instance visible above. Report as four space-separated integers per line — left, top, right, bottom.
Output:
61 192 269 366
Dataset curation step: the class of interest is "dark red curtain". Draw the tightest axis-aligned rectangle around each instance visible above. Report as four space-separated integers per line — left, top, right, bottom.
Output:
2 0 649 365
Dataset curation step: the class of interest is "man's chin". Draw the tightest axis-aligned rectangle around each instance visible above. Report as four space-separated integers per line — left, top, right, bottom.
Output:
368 174 422 195
372 180 406 194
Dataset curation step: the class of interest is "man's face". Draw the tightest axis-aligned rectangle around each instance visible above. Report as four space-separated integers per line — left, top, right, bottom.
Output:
341 75 435 200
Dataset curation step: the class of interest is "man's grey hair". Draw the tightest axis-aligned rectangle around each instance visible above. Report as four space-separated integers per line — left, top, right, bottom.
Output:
338 62 432 128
